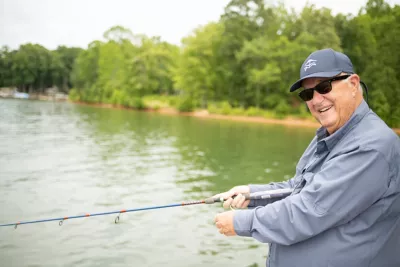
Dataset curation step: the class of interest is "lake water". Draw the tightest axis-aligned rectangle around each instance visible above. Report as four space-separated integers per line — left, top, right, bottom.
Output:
0 99 315 267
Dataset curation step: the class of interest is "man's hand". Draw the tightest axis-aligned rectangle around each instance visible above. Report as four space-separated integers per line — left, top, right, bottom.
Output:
213 185 251 209
214 210 236 236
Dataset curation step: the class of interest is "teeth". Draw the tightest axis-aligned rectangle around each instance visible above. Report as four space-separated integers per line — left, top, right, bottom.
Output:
319 107 330 112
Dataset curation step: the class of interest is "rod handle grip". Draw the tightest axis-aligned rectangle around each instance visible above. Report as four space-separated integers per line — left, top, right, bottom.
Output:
204 193 250 204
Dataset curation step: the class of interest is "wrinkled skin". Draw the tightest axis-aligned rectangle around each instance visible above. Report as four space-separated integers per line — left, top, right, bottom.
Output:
302 73 363 135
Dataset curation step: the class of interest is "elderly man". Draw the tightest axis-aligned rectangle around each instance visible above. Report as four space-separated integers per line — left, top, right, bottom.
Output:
214 48 400 267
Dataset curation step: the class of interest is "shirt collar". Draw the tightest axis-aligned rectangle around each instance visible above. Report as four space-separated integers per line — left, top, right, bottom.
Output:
316 100 370 152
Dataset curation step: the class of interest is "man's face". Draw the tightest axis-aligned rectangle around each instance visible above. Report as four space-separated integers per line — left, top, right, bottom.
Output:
301 75 359 134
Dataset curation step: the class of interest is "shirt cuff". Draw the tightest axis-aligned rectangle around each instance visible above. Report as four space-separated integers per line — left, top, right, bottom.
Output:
233 209 255 237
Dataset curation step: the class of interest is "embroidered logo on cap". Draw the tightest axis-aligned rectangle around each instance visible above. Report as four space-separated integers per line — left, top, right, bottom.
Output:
304 59 317 71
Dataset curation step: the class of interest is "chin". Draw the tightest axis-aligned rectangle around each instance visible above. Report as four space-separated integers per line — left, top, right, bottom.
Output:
313 108 338 130
319 117 337 131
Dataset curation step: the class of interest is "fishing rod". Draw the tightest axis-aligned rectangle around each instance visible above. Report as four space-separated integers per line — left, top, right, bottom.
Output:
0 188 293 228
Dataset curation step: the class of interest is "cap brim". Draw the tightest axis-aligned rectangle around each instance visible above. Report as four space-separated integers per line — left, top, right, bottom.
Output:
289 71 342 92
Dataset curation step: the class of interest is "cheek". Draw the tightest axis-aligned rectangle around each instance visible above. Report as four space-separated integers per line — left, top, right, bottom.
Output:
324 93 336 103
306 102 314 112
329 88 350 110
334 96 351 112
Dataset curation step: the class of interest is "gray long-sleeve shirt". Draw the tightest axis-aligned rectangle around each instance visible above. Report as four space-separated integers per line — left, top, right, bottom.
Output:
234 100 400 267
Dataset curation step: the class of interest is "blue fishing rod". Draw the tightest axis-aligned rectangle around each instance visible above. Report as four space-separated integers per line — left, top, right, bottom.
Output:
0 188 293 228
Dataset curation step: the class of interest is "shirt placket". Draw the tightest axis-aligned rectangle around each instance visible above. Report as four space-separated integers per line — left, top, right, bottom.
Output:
268 143 327 267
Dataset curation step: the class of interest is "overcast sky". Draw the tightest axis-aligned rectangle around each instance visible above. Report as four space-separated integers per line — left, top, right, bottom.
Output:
1 0 399 50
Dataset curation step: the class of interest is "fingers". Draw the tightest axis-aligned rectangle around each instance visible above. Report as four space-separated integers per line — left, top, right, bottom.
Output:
222 197 233 209
212 191 235 202
214 190 237 209
214 216 228 235
215 221 224 234
222 190 238 200
214 216 223 233
213 185 250 200
225 193 250 209
213 185 251 209
214 211 236 236
231 193 244 207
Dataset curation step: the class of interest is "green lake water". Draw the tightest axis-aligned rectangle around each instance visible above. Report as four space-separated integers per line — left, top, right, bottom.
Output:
0 98 316 267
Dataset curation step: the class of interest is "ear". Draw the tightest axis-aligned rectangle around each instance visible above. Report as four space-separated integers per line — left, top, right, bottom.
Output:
349 74 360 92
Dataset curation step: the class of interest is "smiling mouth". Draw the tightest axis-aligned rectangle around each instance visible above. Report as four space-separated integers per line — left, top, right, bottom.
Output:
318 106 332 113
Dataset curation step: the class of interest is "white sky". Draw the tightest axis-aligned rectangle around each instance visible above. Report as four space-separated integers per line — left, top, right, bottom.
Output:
1 0 399 50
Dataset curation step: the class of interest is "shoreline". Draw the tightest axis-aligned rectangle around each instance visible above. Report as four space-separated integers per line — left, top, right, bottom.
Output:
71 101 400 134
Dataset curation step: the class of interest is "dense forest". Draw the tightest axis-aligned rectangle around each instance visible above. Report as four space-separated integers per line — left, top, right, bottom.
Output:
1 0 399 127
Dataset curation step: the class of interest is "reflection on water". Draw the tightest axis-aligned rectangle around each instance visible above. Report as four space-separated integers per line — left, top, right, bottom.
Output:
0 99 315 267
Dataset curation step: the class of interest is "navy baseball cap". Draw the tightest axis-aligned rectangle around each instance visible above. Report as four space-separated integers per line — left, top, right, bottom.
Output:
289 48 355 92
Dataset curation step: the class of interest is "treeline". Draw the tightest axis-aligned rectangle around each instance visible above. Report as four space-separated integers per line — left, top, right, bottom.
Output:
1 0 399 127
0 44 82 93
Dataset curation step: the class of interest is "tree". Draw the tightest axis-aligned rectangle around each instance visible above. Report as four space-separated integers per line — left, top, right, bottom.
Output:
174 22 225 107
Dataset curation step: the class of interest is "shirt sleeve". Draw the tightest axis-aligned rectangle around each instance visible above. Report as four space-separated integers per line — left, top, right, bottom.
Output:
234 148 390 245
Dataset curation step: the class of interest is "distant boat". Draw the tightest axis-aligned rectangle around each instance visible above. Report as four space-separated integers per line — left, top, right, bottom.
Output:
13 92 29 99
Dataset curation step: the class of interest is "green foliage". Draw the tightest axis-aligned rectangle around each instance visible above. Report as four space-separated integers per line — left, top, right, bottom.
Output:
207 101 233 115
207 104 219 114
128 97 145 110
230 107 246 116
68 88 80 101
245 107 264 117
110 90 125 106
177 96 194 112
219 101 232 115
0 44 82 93
142 94 180 108
3 1 400 128
207 101 280 119
275 100 291 116
297 104 312 119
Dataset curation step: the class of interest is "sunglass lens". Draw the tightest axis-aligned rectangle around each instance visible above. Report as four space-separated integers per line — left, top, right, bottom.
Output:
299 89 313 101
316 81 332 95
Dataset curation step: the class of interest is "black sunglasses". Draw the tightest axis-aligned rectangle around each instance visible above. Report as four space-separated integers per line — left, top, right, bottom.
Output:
298 75 351 101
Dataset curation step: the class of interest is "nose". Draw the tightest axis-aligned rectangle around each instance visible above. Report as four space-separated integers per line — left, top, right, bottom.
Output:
311 90 325 103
